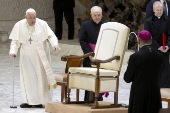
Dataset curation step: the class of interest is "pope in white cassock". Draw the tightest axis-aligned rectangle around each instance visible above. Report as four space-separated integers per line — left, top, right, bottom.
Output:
9 8 61 108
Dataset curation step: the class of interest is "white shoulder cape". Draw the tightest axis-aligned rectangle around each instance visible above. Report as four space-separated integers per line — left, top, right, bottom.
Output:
9 18 54 43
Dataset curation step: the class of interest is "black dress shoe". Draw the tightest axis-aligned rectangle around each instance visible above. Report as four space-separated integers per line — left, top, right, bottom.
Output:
20 103 32 108
32 104 43 108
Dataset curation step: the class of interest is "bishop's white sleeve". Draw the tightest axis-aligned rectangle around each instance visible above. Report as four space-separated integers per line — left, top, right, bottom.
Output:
9 40 20 55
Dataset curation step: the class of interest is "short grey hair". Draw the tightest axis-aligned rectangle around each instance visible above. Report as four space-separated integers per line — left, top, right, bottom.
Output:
90 6 102 13
26 8 36 15
153 1 164 9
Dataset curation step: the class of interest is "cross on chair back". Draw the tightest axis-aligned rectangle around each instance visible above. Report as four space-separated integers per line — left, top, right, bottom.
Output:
63 22 130 109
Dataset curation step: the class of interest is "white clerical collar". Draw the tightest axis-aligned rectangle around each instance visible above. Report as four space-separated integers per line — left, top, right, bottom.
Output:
160 0 166 4
140 44 151 48
155 15 161 19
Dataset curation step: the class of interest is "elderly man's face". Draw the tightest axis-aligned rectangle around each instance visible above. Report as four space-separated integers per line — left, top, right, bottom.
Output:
153 5 164 17
25 12 36 26
91 11 102 24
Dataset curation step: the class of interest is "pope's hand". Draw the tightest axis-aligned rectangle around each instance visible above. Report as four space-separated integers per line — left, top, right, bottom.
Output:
9 54 16 58
54 45 61 51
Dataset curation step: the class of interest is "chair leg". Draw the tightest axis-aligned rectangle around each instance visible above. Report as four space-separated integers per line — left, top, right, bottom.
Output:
66 89 71 103
114 92 118 105
65 85 67 101
92 78 100 109
168 100 170 108
76 89 79 101
61 83 65 102
65 73 70 103
114 73 119 106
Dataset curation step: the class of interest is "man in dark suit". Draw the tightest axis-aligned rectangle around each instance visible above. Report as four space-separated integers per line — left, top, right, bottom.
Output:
146 0 170 19
124 30 165 113
79 6 106 101
53 0 75 40
144 1 170 88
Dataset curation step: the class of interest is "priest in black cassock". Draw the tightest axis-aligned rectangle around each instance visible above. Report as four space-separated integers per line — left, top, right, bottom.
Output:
124 30 165 113
146 0 170 19
79 6 106 101
144 1 170 88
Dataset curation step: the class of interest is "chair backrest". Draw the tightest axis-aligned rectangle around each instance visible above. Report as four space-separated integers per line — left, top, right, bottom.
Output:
65 55 84 73
94 22 130 71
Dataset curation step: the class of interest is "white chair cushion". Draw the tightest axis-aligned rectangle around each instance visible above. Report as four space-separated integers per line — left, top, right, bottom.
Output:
161 88 170 99
69 73 117 92
69 67 118 76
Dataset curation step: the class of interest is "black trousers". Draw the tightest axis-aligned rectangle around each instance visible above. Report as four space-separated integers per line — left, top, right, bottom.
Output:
84 90 103 101
53 6 74 39
160 52 170 88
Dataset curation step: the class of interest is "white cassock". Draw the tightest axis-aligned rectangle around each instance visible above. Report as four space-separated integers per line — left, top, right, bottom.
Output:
9 18 58 105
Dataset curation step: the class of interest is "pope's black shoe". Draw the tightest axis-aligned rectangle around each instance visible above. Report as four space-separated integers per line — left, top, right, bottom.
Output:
20 103 32 108
32 104 43 108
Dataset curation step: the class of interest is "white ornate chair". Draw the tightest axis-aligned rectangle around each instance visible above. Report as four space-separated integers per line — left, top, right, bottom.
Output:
62 22 130 109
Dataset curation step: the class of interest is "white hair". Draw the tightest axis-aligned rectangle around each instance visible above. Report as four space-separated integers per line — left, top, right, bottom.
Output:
91 6 102 13
26 8 36 15
153 1 164 9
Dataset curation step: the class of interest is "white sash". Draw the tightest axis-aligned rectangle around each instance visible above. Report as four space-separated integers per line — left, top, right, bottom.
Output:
36 42 57 89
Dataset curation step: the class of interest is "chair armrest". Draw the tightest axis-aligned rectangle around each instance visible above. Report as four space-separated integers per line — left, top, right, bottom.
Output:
89 55 120 63
89 55 120 77
61 52 95 61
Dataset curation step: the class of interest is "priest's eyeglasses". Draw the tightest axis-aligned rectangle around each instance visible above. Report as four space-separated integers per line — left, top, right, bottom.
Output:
155 9 163 12
92 14 102 18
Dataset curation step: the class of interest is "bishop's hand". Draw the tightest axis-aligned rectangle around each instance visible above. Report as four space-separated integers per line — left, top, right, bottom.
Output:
9 54 16 58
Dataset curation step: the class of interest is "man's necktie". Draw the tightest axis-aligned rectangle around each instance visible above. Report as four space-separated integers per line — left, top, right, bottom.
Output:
164 2 168 16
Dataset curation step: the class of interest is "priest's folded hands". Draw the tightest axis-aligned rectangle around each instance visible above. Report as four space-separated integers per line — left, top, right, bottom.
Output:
158 46 169 53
